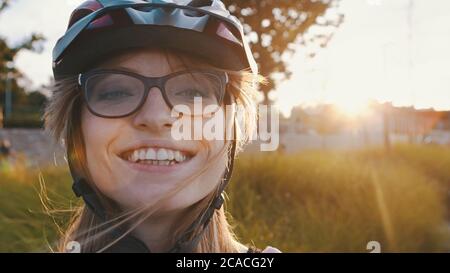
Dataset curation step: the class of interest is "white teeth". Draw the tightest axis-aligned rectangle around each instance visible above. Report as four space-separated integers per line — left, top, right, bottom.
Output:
139 150 146 161
156 149 168 161
174 151 183 162
145 148 156 160
167 150 174 161
132 150 139 162
125 147 190 164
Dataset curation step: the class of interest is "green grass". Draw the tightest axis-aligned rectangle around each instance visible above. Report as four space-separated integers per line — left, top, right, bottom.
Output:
0 160 79 252
1 144 449 252
228 144 450 252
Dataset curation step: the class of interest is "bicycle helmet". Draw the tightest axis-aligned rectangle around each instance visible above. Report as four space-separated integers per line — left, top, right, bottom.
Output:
52 0 258 80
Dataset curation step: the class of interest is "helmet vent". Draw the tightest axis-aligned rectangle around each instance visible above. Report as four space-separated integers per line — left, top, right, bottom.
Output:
187 0 213 8
183 9 206 17
67 0 103 29
68 9 94 29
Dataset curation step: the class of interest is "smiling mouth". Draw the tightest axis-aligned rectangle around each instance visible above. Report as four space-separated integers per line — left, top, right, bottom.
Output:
119 147 194 166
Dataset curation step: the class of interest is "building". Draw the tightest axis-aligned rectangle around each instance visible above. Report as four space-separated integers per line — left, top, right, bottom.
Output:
246 103 450 153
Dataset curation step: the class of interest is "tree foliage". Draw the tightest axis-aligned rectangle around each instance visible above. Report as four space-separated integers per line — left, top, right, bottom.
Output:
223 0 344 104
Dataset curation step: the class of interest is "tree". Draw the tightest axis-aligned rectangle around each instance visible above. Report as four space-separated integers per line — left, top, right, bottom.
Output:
0 0 46 127
223 0 344 104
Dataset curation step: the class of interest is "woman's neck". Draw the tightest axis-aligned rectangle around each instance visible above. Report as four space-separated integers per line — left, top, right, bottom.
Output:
131 208 186 253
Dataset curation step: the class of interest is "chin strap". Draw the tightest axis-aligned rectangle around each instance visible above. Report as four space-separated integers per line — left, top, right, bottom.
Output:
67 117 237 253
70 167 106 220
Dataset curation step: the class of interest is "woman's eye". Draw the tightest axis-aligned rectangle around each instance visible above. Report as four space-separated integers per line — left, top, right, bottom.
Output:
97 90 133 101
176 89 208 99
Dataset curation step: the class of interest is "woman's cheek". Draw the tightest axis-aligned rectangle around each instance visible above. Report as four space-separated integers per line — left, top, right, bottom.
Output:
161 141 227 210
81 110 121 194
191 141 228 197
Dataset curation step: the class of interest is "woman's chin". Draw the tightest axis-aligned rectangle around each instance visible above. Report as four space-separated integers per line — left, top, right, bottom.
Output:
111 190 192 213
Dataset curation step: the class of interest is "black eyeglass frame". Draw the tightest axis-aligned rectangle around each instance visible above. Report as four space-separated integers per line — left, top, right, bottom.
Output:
78 68 229 118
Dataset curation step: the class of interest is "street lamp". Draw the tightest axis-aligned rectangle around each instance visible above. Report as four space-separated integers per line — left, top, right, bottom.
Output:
4 61 14 120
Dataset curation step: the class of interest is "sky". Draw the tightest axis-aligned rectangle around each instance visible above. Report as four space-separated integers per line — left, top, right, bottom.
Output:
0 0 449 117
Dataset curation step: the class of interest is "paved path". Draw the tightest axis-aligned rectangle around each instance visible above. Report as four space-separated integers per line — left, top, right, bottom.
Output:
0 128 66 167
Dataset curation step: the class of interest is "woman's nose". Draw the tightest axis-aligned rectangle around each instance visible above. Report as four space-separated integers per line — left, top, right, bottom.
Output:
131 87 175 133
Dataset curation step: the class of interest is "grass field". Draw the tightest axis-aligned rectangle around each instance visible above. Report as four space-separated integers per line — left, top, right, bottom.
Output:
1 144 449 252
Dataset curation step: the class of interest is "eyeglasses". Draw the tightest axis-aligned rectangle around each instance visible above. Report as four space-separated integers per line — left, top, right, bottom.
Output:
78 69 228 118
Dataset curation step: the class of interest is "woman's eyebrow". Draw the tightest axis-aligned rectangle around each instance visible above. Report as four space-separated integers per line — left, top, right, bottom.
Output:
111 66 141 73
100 65 193 74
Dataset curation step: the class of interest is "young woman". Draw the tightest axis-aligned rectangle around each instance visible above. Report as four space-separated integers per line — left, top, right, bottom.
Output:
45 0 281 253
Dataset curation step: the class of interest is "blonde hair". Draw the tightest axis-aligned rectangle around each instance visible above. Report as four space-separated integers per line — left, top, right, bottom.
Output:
44 48 265 253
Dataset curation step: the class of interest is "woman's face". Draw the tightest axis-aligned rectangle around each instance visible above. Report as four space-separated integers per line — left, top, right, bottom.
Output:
81 49 229 212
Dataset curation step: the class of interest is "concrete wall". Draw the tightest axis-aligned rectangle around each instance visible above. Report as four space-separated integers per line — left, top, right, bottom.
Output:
0 128 66 167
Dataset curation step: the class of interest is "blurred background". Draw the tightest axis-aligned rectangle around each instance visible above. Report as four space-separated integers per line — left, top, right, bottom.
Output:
0 0 449 252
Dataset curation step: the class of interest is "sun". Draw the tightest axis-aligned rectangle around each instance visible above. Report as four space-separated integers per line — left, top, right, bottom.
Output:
334 99 371 118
